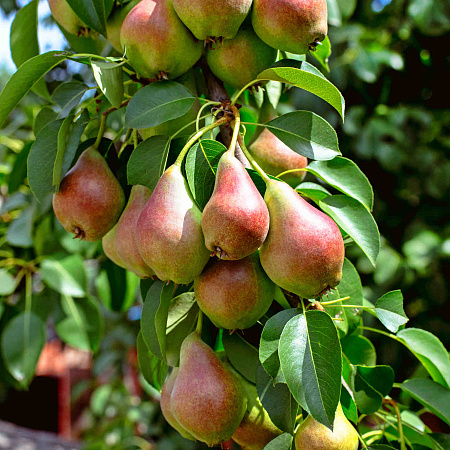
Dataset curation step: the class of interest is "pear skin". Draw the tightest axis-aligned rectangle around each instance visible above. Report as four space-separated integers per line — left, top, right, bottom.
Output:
53 148 125 242
136 164 211 284
115 185 155 279
170 332 247 445
251 0 327 54
295 404 359 450
120 0 203 79
202 149 270 260
102 224 127 269
249 128 308 187
48 0 88 36
205 27 277 90
194 253 275 330
260 179 344 298
106 0 140 52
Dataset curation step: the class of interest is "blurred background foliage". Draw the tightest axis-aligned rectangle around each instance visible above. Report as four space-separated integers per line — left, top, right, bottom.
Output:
0 0 449 447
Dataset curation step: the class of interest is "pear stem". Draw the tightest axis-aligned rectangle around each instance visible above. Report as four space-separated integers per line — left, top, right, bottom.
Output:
228 105 241 153
319 296 351 306
118 128 133 157
196 101 218 133
196 310 203 334
277 168 308 179
230 79 261 106
356 430 369 449
93 114 107 150
237 134 271 183
171 114 211 140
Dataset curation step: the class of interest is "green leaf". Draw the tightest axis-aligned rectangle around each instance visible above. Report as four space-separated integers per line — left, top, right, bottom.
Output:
51 81 89 115
296 182 332 202
349 365 395 414
34 107 58 136
0 52 66 128
341 386 358 423
91 59 124 109
66 0 108 35
310 36 331 72
319 195 380 266
137 331 168 391
265 111 340 161
397 328 450 389
368 446 397 450
53 115 73 190
264 433 293 449
127 135 171 190
185 139 227 210
401 379 450 427
279 310 342 429
40 255 87 298
256 363 298 434
375 290 408 333
342 335 376 366
223 332 260 384
6 204 35 248
125 81 195 129
0 269 15 296
8 143 32 194
257 60 345 119
307 156 373 210
1 312 46 388
259 308 301 383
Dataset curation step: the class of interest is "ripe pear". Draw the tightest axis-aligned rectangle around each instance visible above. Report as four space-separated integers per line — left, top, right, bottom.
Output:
102 224 127 269
170 331 247 445
202 148 270 260
160 368 195 440
120 0 203 79
259 179 344 298
136 164 211 284
172 0 252 40
106 0 140 52
194 253 275 330
205 27 277 90
251 0 328 54
48 0 88 36
53 148 125 242
295 404 359 450
249 128 308 187
115 185 155 279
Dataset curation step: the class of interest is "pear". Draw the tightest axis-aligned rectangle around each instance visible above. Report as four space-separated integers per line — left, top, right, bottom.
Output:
160 368 195 440
102 224 127 269
106 0 140 52
48 0 88 36
194 253 275 330
170 331 247 445
172 0 252 41
295 404 359 450
252 0 328 54
115 185 155 279
136 164 211 284
205 27 277 90
202 149 270 260
53 148 125 242
259 179 344 298
249 128 308 187
120 0 203 79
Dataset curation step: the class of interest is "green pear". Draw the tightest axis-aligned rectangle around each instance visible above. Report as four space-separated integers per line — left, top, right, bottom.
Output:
295 404 359 450
170 331 247 445
251 0 328 54
120 0 203 79
136 164 211 284
102 224 127 269
194 253 275 330
259 179 344 298
249 128 308 187
115 185 155 279
205 27 277 90
53 148 125 242
106 0 140 52
48 0 88 36
172 0 252 40
202 148 270 260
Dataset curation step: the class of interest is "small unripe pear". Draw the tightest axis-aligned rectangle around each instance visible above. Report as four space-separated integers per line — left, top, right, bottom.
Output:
102 224 127 269
106 0 140 52
48 0 88 36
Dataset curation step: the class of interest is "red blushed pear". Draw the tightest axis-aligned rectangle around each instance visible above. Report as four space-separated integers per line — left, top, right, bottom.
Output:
260 179 344 299
120 0 203 80
136 164 211 284
202 148 270 260
106 0 140 52
53 147 125 242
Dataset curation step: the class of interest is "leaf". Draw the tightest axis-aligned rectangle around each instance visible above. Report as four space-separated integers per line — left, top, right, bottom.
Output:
296 182 332 202
91 59 124 109
342 335 376 366
127 135 171 190
319 195 380 266
137 331 168 390
40 255 87 298
341 386 358 423
51 81 89 115
265 111 340 161
256 363 298 434
34 107 58 136
125 81 195 129
66 0 108 35
397 328 450 389
223 332 260 384
6 204 35 248
259 308 301 383
264 433 293 449
53 115 73 191
375 290 408 333
1 312 46 388
310 36 332 72
0 52 66 128
257 60 345 119
401 379 450 427
278 310 342 429
307 157 373 209
0 269 15 296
